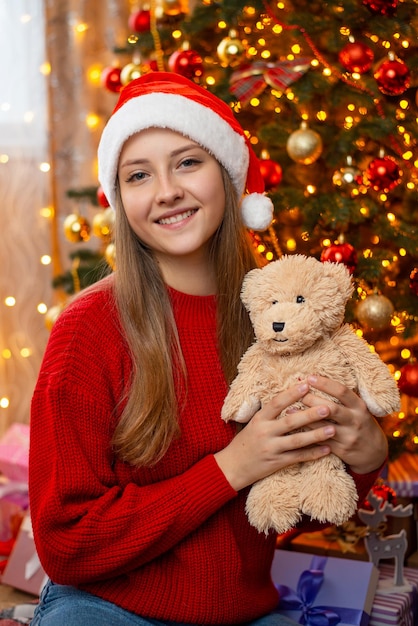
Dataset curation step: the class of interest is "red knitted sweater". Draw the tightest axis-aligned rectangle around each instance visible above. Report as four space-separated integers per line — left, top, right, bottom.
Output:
29 278 380 624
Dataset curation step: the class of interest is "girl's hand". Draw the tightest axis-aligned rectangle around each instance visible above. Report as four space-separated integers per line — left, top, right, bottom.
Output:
301 375 388 475
214 382 336 492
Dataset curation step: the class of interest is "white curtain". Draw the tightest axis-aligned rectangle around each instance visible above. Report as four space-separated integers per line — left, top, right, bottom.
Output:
0 0 52 432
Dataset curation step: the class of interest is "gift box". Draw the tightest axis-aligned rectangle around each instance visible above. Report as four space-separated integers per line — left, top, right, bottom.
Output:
272 549 379 626
2 512 48 596
0 478 28 542
387 453 418 498
0 423 30 484
369 563 418 626
287 524 368 562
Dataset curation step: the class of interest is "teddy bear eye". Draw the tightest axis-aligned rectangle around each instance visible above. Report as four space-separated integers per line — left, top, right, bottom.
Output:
296 295 305 303
272 300 278 305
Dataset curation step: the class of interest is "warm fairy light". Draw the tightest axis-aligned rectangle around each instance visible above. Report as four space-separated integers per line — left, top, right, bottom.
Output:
261 50 271 59
172 30 182 39
399 248 406 256
86 113 100 129
371 235 380 244
276 2 285 9
40 206 53 218
286 238 297 252
387 212 396 223
41 255 51 265
257 244 266 253
407 181 415 189
403 150 413 160
382 259 390 268
311 59 319 67
20 348 32 358
323 68 332 77
5 297 16 307
40 62 51 76
390 336 399 346
75 22 88 34
0 398 9 410
87 64 102 85
286 92 295 101
127 34 138 44
206 76 215 86
322 238 331 247
38 303 48 314
306 185 316 194
272 24 283 34
340 27 350 36
266 252 274 261
401 349 411 359
250 97 260 107
256 21 264 30
39 162 50 172
401 40 409 49
317 110 326 121
291 44 301 54
379 192 388 202
248 46 258 56
399 100 409 110
0 154 9 164
2 349 11 359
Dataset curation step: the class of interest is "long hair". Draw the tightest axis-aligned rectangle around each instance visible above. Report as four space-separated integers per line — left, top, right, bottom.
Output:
111 167 259 466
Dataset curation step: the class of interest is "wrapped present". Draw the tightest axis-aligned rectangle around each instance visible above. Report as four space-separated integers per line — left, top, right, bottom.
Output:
2 512 47 596
0 423 30 483
387 453 418 498
287 523 368 562
369 563 418 626
272 549 379 626
0 477 28 542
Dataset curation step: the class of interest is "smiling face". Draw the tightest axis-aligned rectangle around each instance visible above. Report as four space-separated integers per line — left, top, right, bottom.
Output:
117 127 226 275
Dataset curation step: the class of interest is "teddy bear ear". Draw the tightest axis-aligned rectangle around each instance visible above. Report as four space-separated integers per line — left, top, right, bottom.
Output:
241 267 262 307
322 260 354 301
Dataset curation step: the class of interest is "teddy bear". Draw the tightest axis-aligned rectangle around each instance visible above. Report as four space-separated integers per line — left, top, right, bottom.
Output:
221 254 400 535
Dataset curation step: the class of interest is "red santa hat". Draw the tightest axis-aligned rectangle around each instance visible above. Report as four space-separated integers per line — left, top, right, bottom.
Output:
98 71 273 231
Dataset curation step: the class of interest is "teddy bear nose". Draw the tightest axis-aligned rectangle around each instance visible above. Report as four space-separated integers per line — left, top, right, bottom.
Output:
272 322 285 332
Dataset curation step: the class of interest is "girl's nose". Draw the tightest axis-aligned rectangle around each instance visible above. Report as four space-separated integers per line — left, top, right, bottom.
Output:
155 173 184 205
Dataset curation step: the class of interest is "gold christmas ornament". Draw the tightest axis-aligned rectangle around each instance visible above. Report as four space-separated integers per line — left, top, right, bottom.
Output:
332 156 360 191
92 208 115 241
105 242 116 270
356 294 394 331
120 62 142 85
217 30 246 67
63 213 91 243
286 122 323 165
162 0 183 16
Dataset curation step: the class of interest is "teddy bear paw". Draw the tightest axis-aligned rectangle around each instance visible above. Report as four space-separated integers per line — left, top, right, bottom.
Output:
300 473 358 525
246 478 301 534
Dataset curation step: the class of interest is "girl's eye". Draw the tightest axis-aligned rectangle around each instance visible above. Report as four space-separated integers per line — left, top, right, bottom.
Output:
180 157 201 168
296 295 305 303
126 171 148 183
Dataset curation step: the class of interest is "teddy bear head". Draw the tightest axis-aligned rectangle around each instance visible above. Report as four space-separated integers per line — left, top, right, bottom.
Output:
241 254 354 356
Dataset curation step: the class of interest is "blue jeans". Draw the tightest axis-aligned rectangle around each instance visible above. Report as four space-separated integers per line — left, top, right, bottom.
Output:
31 580 298 626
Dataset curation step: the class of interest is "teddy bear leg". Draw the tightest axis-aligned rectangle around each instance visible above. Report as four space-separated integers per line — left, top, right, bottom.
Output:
245 465 302 535
299 455 358 525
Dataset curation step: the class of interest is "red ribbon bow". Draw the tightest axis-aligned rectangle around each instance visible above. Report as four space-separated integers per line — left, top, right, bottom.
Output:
230 58 311 105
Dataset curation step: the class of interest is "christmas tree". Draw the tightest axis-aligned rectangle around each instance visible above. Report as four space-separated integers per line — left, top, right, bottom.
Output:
58 0 418 458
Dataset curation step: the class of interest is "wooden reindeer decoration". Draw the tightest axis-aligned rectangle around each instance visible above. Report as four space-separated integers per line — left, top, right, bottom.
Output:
358 491 413 588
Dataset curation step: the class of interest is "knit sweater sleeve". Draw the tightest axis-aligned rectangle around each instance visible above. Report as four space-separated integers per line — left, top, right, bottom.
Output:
29 287 237 586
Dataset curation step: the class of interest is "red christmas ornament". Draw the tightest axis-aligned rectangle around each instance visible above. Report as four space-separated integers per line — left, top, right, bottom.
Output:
128 10 151 33
320 242 358 274
363 482 397 510
398 362 418 397
362 0 398 15
100 66 123 93
168 49 204 80
410 267 418 296
259 158 282 190
96 186 110 209
374 57 410 96
339 42 374 74
365 156 402 192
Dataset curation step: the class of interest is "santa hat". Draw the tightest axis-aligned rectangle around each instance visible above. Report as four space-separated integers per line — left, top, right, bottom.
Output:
98 71 273 231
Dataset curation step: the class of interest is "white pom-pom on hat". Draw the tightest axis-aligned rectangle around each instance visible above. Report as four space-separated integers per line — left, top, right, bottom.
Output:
98 71 274 231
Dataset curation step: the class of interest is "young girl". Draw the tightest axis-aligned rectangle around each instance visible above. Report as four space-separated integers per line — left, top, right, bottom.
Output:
29 72 388 626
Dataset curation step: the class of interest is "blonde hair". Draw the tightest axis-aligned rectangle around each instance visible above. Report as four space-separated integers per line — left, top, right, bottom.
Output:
111 168 259 466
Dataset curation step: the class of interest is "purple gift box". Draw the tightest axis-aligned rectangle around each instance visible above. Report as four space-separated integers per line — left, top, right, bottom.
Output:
272 549 379 626
369 564 418 626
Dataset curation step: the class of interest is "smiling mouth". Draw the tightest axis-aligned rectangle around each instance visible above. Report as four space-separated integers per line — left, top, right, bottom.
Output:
158 209 197 225
273 338 288 343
